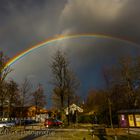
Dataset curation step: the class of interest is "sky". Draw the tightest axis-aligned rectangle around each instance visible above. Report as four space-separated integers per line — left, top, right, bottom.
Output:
1 0 140 107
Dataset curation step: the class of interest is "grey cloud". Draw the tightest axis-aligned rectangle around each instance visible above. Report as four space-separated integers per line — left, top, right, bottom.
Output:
2 0 140 106
59 0 140 44
1 0 140 58
0 0 65 57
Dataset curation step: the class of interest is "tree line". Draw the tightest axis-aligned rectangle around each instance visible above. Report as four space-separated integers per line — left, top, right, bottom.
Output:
0 51 46 120
0 50 79 124
2 49 140 126
84 56 140 125
50 50 80 125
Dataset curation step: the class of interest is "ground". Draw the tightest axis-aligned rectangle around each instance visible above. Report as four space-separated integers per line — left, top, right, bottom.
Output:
0 130 140 140
0 124 139 140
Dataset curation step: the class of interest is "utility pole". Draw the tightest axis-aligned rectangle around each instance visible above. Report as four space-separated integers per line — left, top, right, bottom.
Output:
103 67 117 140
108 98 113 128
108 98 118 140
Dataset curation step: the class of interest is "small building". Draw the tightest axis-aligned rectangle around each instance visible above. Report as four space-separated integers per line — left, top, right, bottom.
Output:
27 106 48 122
118 109 140 128
64 104 83 123
27 106 47 117
65 104 83 115
0 106 48 121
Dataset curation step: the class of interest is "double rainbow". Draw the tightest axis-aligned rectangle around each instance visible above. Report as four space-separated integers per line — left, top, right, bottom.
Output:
6 33 138 68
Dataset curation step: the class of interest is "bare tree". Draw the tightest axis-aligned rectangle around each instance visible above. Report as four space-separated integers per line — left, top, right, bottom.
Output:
0 51 12 83
119 57 135 107
84 89 108 124
102 67 113 128
109 56 138 109
51 50 68 109
0 51 12 119
19 78 32 119
65 69 80 125
6 79 20 120
100 56 140 126
32 84 46 117
50 50 79 122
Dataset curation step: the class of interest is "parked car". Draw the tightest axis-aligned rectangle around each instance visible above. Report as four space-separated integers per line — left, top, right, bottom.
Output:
44 118 62 128
53 119 63 126
15 119 38 125
24 119 38 125
0 121 15 128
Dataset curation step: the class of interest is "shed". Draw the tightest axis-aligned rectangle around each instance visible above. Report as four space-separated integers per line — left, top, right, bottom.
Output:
118 109 140 128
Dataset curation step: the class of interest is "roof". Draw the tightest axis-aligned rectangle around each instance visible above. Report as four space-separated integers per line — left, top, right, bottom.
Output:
84 110 95 115
65 103 83 115
118 109 140 114
28 106 48 113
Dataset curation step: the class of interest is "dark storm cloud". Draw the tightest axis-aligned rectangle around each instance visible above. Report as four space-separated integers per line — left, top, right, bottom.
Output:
2 0 140 79
0 0 66 57
114 0 140 42
1 0 140 57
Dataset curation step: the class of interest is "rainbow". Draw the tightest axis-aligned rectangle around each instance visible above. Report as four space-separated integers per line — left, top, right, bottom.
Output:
5 33 139 68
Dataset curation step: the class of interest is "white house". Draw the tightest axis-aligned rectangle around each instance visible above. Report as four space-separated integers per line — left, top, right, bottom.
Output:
65 103 83 115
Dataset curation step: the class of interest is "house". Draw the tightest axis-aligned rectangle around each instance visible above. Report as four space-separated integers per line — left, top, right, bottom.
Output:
64 103 83 123
118 109 140 128
0 105 48 121
65 103 83 115
27 106 47 117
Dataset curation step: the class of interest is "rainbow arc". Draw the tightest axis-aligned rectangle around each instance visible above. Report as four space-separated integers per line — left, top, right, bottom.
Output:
6 33 138 68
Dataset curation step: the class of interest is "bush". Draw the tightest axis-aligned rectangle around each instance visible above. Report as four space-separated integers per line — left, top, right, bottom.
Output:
78 115 93 123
